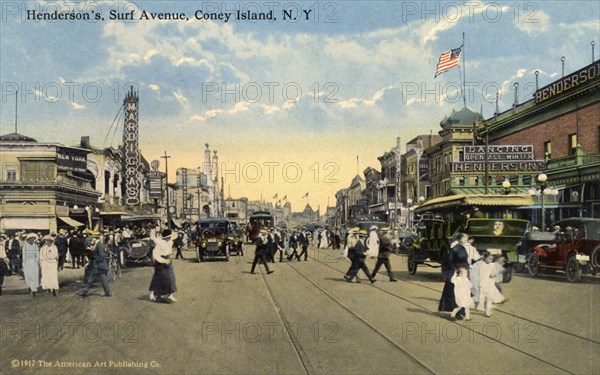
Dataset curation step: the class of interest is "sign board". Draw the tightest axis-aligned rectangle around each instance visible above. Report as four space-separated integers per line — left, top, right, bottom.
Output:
123 89 140 205
535 60 599 103
56 147 87 173
453 145 545 173
148 170 163 200
184 208 199 215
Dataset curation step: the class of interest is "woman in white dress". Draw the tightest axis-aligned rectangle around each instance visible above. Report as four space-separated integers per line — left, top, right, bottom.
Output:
22 233 40 297
40 235 59 296
366 226 380 258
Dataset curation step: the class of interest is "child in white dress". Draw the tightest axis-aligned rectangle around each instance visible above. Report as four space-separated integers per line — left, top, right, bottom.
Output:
478 252 505 317
451 266 473 320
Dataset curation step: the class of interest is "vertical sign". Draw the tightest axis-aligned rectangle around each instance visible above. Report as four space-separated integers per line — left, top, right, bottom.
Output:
123 87 140 205
182 168 188 218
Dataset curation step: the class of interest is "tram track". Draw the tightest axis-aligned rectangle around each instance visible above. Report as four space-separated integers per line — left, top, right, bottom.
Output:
257 267 315 375
304 248 597 375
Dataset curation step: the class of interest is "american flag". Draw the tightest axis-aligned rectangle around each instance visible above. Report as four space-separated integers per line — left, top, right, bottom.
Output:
434 46 462 78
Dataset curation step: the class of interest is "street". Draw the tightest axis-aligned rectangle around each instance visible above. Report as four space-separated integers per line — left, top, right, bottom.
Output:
1 244 599 375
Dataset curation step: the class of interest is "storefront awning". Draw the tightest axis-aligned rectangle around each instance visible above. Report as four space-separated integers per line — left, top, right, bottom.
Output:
58 216 85 227
416 194 534 213
99 211 129 216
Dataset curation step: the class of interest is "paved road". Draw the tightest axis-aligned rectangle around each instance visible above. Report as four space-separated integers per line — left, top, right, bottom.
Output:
1 245 599 374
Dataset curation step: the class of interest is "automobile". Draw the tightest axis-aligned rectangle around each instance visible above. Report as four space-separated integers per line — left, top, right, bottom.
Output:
195 219 235 262
526 218 600 282
515 231 559 272
406 217 529 282
123 238 154 265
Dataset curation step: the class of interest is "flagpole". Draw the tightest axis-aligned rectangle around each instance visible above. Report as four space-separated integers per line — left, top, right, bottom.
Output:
462 32 466 107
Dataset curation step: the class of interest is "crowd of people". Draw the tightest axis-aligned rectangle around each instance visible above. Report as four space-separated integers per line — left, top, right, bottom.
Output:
438 233 507 319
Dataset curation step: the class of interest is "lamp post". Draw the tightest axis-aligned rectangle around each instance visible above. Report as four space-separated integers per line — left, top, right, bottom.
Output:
528 173 559 231
407 198 413 229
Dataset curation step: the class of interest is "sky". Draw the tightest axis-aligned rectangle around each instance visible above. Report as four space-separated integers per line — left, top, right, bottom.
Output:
1 0 599 213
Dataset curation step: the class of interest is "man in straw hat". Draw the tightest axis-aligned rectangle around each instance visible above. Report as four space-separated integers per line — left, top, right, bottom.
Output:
22 233 40 297
77 235 111 298
371 227 397 282
251 229 274 274
345 229 376 284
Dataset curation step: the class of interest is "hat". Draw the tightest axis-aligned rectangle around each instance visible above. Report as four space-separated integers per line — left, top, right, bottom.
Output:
161 229 172 238
348 227 360 234
381 227 390 233
42 235 54 242
26 233 38 240
358 229 368 236
370 225 378 231
260 228 268 234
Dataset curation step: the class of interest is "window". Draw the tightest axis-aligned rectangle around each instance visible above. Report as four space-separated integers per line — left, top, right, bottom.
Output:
568 134 577 154
5 165 17 181
544 141 552 157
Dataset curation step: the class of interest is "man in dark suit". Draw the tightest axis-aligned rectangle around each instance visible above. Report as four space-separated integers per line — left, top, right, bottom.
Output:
287 231 299 261
77 236 111 297
296 230 309 261
346 230 376 283
251 230 273 274
55 231 68 271
371 227 397 282
69 233 85 269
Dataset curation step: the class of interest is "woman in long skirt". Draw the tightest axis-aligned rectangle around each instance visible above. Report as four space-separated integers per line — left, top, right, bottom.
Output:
40 235 59 296
22 233 40 297
149 230 172 303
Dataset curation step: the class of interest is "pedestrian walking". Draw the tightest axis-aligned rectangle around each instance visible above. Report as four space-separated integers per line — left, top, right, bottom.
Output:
371 227 397 282
450 266 473 320
287 231 299 261
296 230 309 261
438 233 470 317
174 231 185 259
0 233 10 296
477 252 504 317
22 233 40 297
7 233 23 274
345 229 376 284
251 230 273 274
40 235 59 296
149 230 177 303
76 236 111 298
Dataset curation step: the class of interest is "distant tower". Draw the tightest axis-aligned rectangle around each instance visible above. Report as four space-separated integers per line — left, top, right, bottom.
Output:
122 87 140 205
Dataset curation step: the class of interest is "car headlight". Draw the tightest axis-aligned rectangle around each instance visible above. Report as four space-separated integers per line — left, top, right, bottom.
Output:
201 242 207 247
218 241 223 246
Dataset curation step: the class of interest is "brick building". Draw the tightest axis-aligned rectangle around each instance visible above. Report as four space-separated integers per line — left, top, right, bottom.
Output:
481 60 600 223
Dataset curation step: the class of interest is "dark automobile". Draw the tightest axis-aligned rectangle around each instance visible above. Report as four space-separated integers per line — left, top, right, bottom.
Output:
527 218 600 282
123 238 153 265
406 217 529 282
515 231 559 272
195 219 235 262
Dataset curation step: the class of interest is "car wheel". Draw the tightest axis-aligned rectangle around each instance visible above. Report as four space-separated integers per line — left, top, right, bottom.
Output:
565 255 582 282
407 250 418 275
591 245 600 274
527 253 539 276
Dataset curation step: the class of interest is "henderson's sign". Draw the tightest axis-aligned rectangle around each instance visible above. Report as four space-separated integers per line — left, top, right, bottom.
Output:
535 60 600 104
452 144 545 173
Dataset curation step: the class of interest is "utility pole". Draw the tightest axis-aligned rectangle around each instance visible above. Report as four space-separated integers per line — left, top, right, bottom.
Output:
161 151 171 230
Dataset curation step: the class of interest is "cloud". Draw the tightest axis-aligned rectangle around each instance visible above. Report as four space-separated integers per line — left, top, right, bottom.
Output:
228 102 250 114
149 84 160 92
261 105 280 115
515 10 551 34
173 91 189 106
189 109 222 122
70 102 86 110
